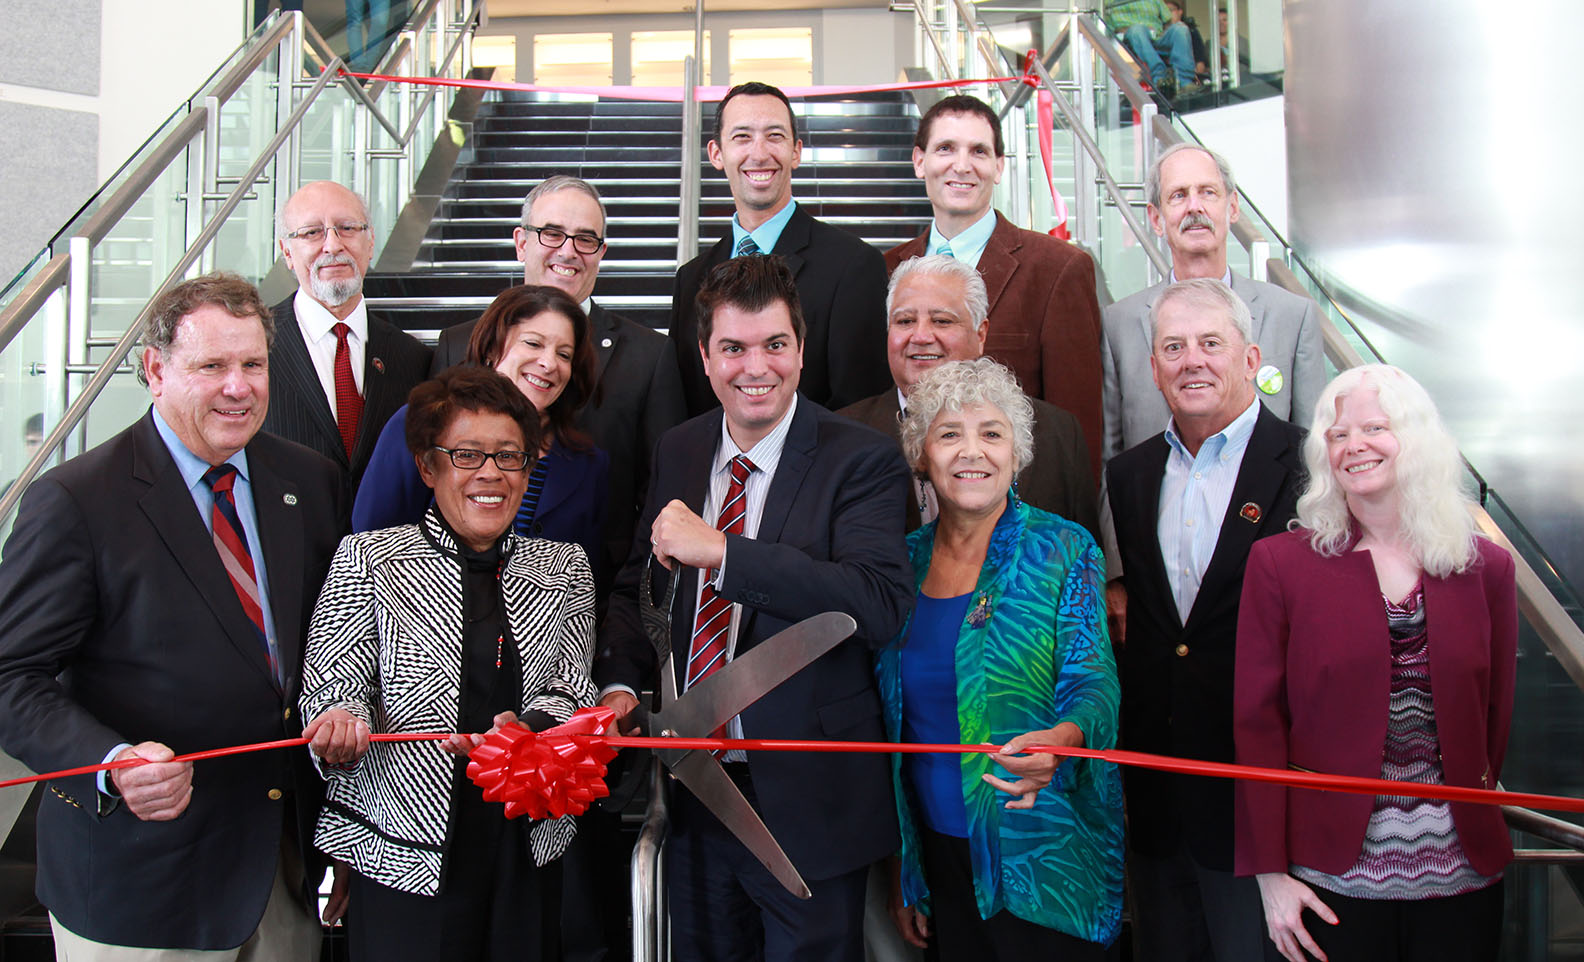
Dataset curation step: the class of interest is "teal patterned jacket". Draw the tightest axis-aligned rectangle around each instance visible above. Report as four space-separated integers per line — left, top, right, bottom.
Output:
875 498 1124 943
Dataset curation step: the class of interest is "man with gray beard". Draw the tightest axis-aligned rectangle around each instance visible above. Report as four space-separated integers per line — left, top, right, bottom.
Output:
263 180 431 502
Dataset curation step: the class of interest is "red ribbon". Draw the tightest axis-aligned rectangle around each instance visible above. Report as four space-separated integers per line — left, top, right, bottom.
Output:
6 707 1578 820
334 70 1033 103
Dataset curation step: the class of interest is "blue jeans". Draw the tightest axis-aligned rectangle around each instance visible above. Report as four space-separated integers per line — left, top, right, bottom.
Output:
1124 22 1195 87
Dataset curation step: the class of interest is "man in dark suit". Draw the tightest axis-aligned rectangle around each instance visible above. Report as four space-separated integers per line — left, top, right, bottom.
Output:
885 94 1105 477
1105 277 1305 962
839 252 1098 540
596 256 912 962
430 175 688 589
264 180 430 502
0 274 346 958
668 81 891 417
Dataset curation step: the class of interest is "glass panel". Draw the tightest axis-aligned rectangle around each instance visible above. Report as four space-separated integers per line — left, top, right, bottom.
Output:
474 35 518 84
0 287 65 546
631 31 711 87
727 28 812 88
533 33 614 88
1 248 52 318
211 47 283 286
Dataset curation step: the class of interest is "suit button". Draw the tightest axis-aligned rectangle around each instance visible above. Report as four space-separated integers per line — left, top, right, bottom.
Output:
282 707 292 720
1175 644 1189 657
267 788 283 801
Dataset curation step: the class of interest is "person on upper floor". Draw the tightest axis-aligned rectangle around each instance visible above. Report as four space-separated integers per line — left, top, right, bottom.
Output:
839 253 1097 541
668 81 892 417
1106 0 1197 98
1104 277 1306 962
1102 143 1322 462
430 175 687 591
1236 364 1516 962
263 179 431 504
354 285 608 585
885 94 1106 478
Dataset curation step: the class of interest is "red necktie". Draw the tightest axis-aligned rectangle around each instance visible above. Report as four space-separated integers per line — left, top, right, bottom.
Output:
685 455 756 699
332 322 363 457
204 465 280 687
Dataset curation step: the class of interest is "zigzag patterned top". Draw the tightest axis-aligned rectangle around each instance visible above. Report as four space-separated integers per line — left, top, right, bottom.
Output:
299 509 598 896
876 498 1125 944
1293 583 1497 899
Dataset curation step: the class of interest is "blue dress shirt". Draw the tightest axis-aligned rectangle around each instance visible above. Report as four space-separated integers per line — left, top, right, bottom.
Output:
730 198 798 257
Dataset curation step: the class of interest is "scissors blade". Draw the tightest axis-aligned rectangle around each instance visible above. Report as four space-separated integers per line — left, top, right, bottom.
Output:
652 611 856 738
668 749 812 899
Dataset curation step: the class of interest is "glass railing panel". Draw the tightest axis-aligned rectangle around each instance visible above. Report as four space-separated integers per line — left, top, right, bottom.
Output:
1500 860 1584 961
297 76 360 191
211 48 286 285
0 299 63 545
0 249 52 319
84 140 194 347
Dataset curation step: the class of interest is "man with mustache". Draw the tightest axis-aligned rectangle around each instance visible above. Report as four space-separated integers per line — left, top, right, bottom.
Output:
1105 278 1305 962
263 180 431 502
1102 144 1322 461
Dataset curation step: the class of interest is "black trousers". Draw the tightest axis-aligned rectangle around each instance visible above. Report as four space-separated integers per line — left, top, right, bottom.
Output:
918 828 1111 962
1305 879 1504 962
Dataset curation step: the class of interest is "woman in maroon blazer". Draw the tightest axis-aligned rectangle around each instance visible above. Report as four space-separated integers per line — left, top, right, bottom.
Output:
1234 364 1517 962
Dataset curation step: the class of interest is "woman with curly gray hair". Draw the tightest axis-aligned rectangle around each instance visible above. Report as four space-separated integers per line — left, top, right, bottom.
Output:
1236 363 1517 962
878 357 1123 959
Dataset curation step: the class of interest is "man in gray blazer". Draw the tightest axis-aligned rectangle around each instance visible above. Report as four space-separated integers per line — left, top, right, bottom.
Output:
839 254 1098 541
1102 144 1323 461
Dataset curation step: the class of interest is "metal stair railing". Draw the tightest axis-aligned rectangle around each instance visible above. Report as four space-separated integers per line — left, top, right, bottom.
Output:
0 0 481 532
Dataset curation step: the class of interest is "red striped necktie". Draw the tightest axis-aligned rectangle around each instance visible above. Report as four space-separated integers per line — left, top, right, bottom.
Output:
685 455 756 702
332 322 363 457
203 465 280 687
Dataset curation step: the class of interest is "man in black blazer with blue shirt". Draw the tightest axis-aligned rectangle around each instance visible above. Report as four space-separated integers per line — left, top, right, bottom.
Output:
596 256 912 962
0 274 346 957
263 180 430 503
668 82 892 417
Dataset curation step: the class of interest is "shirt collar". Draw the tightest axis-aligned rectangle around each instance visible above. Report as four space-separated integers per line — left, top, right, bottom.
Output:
151 406 251 487
1164 395 1261 460
731 198 798 257
927 207 997 259
714 394 799 474
1168 266 1235 286
292 288 369 343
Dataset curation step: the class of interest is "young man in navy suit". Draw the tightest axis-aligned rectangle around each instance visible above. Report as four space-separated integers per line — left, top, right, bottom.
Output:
598 255 913 962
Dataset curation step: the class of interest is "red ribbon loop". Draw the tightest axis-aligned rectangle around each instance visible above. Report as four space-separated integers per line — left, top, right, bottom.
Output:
466 706 619 819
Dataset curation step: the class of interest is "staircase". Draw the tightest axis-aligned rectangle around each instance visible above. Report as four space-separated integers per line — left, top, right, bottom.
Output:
363 90 933 337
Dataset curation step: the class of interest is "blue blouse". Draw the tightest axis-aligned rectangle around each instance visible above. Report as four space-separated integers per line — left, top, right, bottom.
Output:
901 591 975 839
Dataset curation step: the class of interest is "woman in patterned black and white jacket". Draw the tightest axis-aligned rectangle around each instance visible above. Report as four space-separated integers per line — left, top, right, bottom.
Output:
300 365 598 962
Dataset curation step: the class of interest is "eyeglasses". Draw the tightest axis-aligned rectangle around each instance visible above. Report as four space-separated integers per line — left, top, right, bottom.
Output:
523 225 605 255
431 445 532 472
283 223 370 244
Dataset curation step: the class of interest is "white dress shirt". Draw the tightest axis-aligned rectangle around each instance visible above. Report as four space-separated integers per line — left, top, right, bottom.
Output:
292 289 368 418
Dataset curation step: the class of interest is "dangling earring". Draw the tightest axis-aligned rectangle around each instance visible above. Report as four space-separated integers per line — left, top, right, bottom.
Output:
1010 475 1021 505
916 473 930 513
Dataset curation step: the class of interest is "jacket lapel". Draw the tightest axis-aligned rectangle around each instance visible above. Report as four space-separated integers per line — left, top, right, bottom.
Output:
771 206 813 279
977 214 1022 319
1128 437 1178 629
1229 273 1266 344
273 305 347 468
248 445 306 691
589 302 620 383
132 415 279 689
357 316 404 467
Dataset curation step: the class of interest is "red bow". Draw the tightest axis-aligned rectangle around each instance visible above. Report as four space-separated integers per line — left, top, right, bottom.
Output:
466 706 619 819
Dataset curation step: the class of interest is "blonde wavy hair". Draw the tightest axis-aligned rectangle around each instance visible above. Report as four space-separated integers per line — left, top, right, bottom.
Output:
1295 364 1478 576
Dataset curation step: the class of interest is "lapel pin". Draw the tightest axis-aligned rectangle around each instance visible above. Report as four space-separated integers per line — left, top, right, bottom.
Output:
1240 502 1261 524
283 493 299 506
372 357 385 374
601 337 613 348
1256 364 1284 395
967 592 993 628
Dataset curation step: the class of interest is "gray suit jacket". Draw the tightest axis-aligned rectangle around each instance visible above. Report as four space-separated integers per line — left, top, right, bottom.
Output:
1100 272 1323 461
837 389 1100 543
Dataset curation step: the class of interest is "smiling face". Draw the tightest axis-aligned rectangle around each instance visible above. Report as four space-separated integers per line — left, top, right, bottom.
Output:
921 401 1015 520
493 311 576 416
1149 294 1259 445
417 408 532 552
887 271 988 394
145 304 271 466
912 110 1005 235
514 187 605 304
708 94 802 229
1148 148 1239 266
278 181 374 318
1326 384 1400 505
701 299 804 451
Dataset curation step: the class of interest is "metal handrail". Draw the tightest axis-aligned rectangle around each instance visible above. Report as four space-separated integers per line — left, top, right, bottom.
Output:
632 758 670 962
1074 14 1152 115
0 255 68 354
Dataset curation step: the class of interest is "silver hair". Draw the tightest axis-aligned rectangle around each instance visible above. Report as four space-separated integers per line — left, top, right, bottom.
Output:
1149 277 1252 346
887 254 990 332
1295 364 1478 576
520 175 606 231
899 357 1035 476
274 182 371 239
1145 142 1237 209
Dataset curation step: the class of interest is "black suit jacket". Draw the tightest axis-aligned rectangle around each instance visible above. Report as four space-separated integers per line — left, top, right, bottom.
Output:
0 411 344 949
262 295 431 502
431 300 688 589
837 389 1100 542
1105 404 1304 870
595 400 912 881
668 206 892 417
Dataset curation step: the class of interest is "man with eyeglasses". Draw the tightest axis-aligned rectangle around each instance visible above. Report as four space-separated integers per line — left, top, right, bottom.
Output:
264 180 431 504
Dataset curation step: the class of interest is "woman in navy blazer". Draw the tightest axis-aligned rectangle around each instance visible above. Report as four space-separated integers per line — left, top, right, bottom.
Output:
353 286 609 583
1235 364 1517 962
